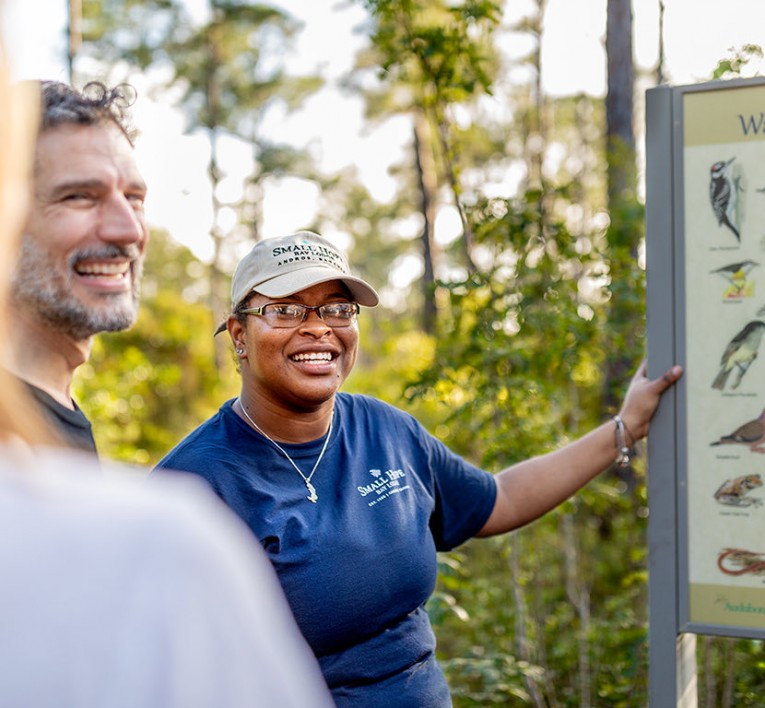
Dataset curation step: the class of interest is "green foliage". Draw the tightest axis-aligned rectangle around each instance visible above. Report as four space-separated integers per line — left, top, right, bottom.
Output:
80 0 323 140
442 651 543 705
427 506 652 705
393 184 656 703
711 44 764 80
598 192 647 431
696 636 765 707
410 189 608 468
350 0 505 285
358 0 501 104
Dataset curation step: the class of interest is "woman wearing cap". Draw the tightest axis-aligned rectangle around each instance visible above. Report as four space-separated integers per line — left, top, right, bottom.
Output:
155 230 681 707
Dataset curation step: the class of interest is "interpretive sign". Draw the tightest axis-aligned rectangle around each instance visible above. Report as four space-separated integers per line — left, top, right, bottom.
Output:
683 83 765 631
646 76 765 706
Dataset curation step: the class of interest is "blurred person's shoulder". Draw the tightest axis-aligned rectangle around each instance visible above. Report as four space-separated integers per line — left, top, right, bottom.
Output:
1 444 271 577
0 443 334 708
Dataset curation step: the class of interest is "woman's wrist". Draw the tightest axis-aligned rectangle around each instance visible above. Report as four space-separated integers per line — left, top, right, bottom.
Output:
612 415 634 468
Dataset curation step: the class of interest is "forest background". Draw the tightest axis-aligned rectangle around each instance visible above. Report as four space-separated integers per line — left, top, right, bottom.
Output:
6 0 765 705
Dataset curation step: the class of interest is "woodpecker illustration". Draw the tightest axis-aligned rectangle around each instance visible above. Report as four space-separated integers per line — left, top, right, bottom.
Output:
712 320 765 390
709 157 742 241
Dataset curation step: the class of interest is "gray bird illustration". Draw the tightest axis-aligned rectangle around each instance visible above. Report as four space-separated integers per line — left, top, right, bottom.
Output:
710 158 742 241
710 260 759 295
710 409 765 453
712 320 765 390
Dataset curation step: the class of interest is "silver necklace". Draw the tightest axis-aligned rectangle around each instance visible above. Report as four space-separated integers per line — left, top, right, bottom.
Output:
237 398 333 503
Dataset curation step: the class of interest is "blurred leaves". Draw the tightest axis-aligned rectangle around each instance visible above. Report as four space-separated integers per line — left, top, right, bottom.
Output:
711 44 763 80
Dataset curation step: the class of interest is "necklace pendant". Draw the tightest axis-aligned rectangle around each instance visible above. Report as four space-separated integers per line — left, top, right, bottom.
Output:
237 399 331 505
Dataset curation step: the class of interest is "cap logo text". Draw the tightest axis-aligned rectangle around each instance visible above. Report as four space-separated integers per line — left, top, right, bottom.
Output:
272 244 349 272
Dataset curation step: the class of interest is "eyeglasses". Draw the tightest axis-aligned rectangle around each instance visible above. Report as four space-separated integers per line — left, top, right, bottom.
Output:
239 302 360 328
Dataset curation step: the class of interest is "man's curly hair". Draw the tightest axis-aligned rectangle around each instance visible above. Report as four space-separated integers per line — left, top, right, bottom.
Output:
39 81 137 145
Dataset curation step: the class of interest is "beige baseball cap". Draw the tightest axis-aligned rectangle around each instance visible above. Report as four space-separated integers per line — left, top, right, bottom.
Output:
215 231 379 334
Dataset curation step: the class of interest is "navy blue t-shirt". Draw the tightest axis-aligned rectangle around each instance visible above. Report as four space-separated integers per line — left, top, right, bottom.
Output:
154 393 497 707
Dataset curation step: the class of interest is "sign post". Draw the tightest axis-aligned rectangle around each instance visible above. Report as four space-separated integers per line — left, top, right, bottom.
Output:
646 77 765 706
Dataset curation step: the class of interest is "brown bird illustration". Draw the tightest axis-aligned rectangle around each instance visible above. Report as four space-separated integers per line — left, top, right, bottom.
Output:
712 320 765 390
710 408 765 453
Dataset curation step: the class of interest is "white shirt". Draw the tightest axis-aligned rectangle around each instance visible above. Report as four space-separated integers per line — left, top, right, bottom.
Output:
0 446 333 708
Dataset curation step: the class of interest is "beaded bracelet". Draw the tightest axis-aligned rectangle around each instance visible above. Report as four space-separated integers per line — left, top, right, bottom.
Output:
613 415 632 468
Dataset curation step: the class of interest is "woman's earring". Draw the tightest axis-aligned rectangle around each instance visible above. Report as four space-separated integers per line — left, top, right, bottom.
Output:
235 347 245 356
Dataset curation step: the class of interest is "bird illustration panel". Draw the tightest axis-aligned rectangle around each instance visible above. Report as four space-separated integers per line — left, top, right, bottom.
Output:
682 84 765 622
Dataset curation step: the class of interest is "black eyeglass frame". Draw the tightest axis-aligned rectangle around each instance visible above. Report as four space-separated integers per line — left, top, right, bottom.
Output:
238 302 360 328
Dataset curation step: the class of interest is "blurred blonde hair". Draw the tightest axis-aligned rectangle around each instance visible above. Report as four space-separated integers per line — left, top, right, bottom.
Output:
0 45 56 445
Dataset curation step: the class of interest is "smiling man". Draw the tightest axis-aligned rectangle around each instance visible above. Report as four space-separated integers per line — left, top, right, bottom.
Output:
7 81 148 453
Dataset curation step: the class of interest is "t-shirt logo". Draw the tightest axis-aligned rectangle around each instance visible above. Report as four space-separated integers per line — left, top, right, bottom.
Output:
358 467 410 507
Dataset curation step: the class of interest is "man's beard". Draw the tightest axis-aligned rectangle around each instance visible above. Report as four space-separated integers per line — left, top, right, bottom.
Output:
11 239 144 340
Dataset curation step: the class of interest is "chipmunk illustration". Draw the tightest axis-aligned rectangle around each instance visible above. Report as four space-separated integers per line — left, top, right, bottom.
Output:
714 474 763 507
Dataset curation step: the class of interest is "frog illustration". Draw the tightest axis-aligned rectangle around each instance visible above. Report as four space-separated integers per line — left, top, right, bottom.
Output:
714 474 763 507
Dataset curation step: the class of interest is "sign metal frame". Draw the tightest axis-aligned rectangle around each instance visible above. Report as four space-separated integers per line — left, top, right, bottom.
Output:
647 76 765 706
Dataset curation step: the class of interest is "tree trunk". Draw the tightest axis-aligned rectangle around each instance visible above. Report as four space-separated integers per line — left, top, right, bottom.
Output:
510 533 546 707
562 513 591 708
432 104 476 273
413 114 438 334
602 0 640 489
205 14 228 370
656 0 666 85
702 635 716 707
208 128 229 369
530 0 547 189
68 0 82 82
605 0 636 208
720 639 735 708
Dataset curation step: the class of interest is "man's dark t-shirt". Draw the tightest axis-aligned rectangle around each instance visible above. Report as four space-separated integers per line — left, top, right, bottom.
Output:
26 384 97 454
